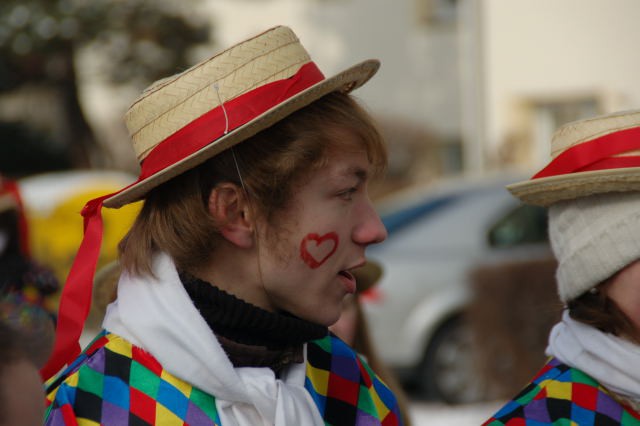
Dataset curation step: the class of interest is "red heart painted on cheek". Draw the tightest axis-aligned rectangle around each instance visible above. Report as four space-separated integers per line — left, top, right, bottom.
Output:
300 232 339 269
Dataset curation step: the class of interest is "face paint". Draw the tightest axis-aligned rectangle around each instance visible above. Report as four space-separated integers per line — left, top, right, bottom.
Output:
299 232 339 269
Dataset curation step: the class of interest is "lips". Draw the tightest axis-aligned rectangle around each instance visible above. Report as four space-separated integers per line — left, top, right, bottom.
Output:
338 270 357 294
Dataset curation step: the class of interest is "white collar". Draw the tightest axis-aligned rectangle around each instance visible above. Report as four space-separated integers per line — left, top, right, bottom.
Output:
103 252 323 426
547 310 640 402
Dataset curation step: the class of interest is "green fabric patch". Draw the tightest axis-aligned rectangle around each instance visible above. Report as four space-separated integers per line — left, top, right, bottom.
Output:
130 361 161 398
77 365 105 396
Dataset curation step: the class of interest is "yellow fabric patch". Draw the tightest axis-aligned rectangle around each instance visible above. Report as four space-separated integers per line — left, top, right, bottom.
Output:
371 387 390 419
66 371 79 388
306 363 329 396
106 336 133 358
156 404 185 425
545 380 572 399
77 418 100 426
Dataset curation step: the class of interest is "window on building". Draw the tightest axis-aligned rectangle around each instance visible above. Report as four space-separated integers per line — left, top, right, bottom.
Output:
416 0 458 26
438 138 463 174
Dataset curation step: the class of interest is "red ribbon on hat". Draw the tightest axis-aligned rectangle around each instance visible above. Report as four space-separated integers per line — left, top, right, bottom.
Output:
40 61 326 380
140 62 325 179
532 125 640 179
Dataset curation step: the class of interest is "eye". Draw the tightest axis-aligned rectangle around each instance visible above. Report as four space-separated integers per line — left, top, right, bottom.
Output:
338 187 357 201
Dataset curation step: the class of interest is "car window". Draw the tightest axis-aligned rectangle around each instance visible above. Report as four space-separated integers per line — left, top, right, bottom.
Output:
381 193 461 235
487 204 548 248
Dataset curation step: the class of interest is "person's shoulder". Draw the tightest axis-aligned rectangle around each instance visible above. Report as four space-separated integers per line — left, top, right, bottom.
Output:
45 331 221 425
45 332 127 394
483 357 629 425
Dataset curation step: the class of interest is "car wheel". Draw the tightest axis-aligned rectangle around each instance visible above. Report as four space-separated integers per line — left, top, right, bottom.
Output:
417 316 485 404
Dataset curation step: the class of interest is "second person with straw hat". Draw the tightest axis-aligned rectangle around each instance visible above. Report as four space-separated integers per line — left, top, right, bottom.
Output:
43 26 403 425
485 109 640 424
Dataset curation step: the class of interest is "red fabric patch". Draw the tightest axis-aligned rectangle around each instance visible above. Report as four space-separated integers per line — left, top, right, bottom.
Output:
572 382 598 410
60 404 80 426
533 387 547 400
85 336 110 356
327 373 359 405
130 387 156 424
382 410 400 426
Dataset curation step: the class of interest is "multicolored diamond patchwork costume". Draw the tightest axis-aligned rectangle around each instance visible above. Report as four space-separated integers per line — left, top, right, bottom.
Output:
45 332 402 425
45 332 220 425
306 334 401 425
484 357 640 425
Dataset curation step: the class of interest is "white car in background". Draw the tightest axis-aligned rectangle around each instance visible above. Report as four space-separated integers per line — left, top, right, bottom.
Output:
364 173 550 404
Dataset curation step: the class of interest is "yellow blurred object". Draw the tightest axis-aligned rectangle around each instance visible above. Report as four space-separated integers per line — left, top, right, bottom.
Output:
27 190 140 284
19 172 141 301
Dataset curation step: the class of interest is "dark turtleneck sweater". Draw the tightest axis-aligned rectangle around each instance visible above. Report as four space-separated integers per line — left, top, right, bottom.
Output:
180 273 328 373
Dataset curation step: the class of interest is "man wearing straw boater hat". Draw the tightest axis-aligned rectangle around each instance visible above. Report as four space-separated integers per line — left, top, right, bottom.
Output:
42 26 403 425
485 110 640 425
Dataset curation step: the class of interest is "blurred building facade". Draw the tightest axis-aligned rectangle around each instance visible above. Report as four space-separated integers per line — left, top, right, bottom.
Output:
205 0 640 181
474 0 640 171
206 0 463 189
4 0 639 185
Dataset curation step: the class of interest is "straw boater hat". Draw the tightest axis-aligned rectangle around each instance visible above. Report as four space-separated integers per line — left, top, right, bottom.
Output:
508 109 640 303
105 25 379 208
41 25 381 379
508 109 640 206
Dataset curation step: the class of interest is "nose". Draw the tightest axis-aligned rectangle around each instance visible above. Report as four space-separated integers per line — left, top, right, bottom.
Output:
352 199 387 246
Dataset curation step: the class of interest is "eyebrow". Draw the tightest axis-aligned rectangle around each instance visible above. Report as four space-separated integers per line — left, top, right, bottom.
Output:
344 166 368 183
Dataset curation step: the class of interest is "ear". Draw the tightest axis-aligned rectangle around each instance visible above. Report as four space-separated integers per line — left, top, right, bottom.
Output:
207 183 254 249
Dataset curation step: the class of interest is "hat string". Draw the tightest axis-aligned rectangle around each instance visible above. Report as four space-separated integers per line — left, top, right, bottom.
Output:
39 61 326 382
533 125 640 179
212 83 229 135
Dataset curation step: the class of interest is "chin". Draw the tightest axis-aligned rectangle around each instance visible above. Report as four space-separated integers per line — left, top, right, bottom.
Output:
319 312 342 327
301 311 340 327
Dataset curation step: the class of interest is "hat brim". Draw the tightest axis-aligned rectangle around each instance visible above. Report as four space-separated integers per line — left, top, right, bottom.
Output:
507 166 640 206
104 60 380 208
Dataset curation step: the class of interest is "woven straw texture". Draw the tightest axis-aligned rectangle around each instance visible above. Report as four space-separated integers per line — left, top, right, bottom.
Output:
508 109 640 206
126 27 310 161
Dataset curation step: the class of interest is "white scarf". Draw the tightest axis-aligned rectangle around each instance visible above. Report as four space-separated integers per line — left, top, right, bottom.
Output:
546 310 640 404
102 252 324 426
